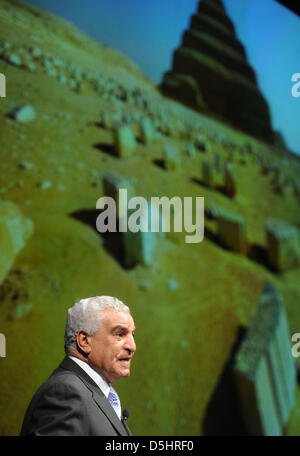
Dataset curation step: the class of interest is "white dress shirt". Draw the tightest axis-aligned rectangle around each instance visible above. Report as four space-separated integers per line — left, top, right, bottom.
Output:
68 356 122 420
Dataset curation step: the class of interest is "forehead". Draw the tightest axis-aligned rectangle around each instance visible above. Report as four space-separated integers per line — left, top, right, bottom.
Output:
101 308 135 328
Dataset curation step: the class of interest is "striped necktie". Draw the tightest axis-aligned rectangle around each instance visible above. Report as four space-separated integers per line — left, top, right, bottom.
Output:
108 386 121 419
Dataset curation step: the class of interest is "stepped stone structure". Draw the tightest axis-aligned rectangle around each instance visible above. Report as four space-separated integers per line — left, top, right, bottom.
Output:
234 283 296 436
160 0 273 143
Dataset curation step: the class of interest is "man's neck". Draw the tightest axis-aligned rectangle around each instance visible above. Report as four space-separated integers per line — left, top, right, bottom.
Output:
69 352 110 385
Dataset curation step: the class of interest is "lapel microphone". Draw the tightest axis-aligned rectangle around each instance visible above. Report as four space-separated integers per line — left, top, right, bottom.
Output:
122 409 129 421
121 409 130 436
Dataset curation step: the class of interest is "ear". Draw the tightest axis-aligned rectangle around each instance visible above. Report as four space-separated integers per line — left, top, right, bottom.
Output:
76 330 92 355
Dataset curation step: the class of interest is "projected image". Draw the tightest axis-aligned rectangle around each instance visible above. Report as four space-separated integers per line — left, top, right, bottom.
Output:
0 0 299 436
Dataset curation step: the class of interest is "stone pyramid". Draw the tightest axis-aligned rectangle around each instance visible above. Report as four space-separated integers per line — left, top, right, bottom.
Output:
160 0 273 143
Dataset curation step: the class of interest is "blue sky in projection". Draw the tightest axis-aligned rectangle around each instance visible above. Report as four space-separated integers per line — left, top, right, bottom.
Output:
24 0 300 154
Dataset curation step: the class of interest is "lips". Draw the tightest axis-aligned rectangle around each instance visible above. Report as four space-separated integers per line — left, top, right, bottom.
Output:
118 357 131 365
118 354 132 360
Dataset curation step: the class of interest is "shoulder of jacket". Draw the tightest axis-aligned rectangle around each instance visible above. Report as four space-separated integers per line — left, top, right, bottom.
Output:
37 369 89 396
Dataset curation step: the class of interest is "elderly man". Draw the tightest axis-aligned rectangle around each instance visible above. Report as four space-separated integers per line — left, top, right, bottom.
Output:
20 296 136 436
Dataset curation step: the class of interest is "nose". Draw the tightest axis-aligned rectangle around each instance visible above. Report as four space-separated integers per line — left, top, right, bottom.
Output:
124 333 136 354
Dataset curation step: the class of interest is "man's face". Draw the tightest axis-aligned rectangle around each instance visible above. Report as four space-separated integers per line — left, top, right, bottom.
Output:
88 309 136 383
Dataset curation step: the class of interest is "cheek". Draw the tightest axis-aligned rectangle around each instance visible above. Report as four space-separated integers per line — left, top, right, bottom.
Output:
111 345 123 364
107 346 119 362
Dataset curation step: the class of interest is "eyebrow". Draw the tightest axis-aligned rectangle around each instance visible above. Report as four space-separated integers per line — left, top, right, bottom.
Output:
111 325 136 332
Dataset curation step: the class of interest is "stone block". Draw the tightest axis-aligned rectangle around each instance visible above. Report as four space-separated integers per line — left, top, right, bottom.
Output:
217 210 247 254
175 119 188 139
140 117 155 144
205 199 221 219
7 105 36 123
113 124 136 158
239 148 247 165
100 111 113 129
274 310 296 412
195 133 210 152
202 161 216 188
224 162 237 197
7 53 22 66
234 283 296 435
162 119 174 136
272 172 286 196
0 200 34 286
235 353 282 435
213 151 222 172
162 144 181 171
243 142 253 155
122 204 161 268
265 218 300 271
186 142 196 158
167 278 179 291
102 171 134 217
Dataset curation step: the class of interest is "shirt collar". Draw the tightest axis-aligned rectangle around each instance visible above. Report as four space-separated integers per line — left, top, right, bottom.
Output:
69 355 111 398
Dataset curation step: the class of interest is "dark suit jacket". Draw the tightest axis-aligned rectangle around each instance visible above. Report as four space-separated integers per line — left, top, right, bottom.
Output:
20 357 132 436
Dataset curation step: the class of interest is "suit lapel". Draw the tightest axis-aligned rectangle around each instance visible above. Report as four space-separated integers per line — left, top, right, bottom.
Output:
122 419 132 436
57 357 127 436
90 388 127 436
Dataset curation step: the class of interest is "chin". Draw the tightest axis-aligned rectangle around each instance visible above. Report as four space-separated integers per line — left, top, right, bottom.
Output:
120 370 130 378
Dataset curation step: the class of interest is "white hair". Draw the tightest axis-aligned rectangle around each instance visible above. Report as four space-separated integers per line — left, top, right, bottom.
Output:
64 295 130 355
